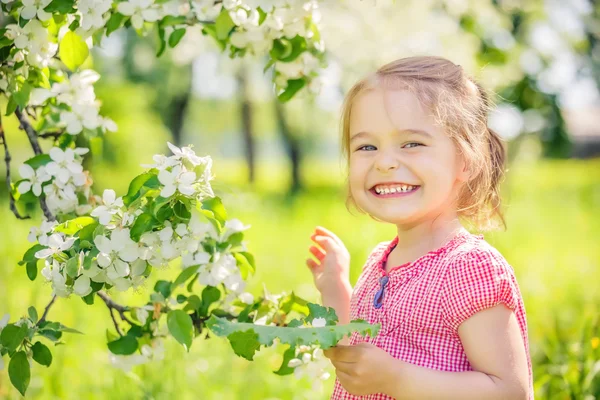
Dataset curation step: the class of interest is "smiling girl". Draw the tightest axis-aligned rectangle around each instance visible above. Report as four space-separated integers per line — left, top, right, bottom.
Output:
306 56 532 399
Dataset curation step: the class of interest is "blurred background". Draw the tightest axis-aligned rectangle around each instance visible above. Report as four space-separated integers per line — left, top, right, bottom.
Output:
1 0 600 398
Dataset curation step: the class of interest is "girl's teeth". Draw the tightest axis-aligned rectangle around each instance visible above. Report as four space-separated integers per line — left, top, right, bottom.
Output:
375 185 416 194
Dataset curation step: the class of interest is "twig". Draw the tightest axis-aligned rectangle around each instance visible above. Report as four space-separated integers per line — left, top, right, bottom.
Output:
97 291 135 325
0 113 29 219
15 108 42 155
37 294 57 326
14 107 56 221
109 308 123 336
38 131 63 140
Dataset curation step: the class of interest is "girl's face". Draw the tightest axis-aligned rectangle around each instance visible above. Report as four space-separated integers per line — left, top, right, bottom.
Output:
348 88 469 226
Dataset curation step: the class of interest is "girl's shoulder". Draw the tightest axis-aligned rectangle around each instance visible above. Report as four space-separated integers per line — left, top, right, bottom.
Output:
446 233 513 273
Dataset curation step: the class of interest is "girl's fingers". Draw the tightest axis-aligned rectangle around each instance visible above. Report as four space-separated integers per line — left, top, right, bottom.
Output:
311 235 336 252
309 245 326 261
306 258 320 271
315 226 344 247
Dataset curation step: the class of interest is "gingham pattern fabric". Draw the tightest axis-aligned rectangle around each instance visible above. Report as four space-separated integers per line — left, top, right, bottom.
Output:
331 230 533 399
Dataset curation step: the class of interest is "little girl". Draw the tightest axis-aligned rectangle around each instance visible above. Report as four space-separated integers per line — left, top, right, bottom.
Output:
306 56 532 399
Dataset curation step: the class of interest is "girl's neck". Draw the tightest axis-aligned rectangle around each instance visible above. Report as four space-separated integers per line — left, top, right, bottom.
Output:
386 214 466 270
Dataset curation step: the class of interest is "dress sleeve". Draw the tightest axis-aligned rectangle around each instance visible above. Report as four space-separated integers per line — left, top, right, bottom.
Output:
441 248 520 332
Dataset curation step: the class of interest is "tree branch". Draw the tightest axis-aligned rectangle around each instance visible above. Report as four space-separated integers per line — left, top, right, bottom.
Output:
37 294 57 326
109 308 123 336
0 113 29 219
14 107 56 221
15 107 42 155
38 131 63 140
97 291 135 326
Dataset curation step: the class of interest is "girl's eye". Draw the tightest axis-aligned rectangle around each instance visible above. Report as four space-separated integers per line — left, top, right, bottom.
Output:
403 142 423 149
356 145 377 151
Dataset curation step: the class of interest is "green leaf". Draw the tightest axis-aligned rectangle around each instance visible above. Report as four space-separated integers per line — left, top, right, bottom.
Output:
278 78 306 102
201 25 226 51
171 265 199 290
307 302 338 325
56 323 83 334
1 324 28 352
123 171 158 206
26 261 37 281
277 35 307 63
106 12 126 36
154 280 172 299
78 221 99 242
280 292 309 316
199 286 221 317
160 15 187 27
8 351 30 396
81 292 94 305
234 252 254 280
59 31 89 71
5 96 17 116
31 342 52 366
227 329 261 360
167 310 193 351
107 335 138 355
65 256 79 278
173 200 191 220
39 329 62 342
215 9 235 40
28 306 38 323
200 197 227 224
24 154 52 169
184 294 201 312
274 345 296 375
20 244 46 265
13 82 32 108
270 38 293 61
54 216 96 235
157 26 167 57
44 0 75 13
130 213 158 242
168 28 186 47
206 316 380 362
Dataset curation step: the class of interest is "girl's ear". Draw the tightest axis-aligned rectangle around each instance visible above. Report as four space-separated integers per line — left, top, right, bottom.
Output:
456 155 471 183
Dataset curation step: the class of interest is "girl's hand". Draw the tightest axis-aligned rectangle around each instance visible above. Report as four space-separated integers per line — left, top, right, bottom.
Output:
306 226 351 294
324 342 397 396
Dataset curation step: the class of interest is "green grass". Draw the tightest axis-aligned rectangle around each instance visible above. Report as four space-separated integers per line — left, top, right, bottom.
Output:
0 157 599 399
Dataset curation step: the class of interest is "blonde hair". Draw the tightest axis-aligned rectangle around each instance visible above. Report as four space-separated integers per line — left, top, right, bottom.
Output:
341 56 506 231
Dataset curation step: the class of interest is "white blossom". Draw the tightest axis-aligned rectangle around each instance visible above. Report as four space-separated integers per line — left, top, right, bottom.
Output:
45 147 87 184
18 164 50 196
20 0 52 21
221 218 251 241
117 0 162 30
35 233 75 259
94 228 139 281
158 165 196 197
73 275 92 296
167 142 204 167
91 189 124 225
27 219 58 245
77 0 113 32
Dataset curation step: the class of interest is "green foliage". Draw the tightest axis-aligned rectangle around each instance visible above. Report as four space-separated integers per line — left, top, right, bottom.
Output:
59 31 89 71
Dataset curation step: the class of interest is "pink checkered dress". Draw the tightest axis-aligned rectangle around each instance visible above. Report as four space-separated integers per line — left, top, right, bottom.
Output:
331 230 533 399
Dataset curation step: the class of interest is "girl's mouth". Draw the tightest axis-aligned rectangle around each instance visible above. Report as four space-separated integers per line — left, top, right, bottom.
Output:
369 184 421 198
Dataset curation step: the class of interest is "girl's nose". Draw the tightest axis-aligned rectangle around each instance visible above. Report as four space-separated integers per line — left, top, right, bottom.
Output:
374 150 400 173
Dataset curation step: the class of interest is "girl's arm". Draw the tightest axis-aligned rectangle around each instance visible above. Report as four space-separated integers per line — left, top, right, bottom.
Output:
384 304 529 400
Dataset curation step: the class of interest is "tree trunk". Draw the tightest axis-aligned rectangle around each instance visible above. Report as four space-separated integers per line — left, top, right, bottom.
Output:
238 66 256 183
275 101 302 194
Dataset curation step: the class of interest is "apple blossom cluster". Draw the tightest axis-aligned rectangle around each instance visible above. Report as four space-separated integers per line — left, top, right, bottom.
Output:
18 146 94 215
28 143 253 302
30 70 117 136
